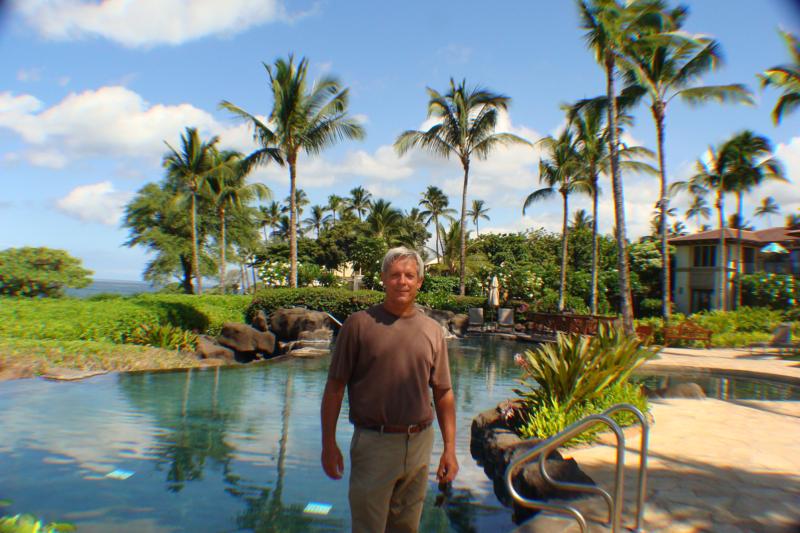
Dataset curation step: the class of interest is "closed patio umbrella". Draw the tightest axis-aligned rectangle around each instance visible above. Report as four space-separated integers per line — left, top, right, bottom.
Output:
760 242 788 254
487 276 500 328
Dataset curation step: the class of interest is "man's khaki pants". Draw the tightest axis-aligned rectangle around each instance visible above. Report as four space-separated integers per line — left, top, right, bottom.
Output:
349 425 434 533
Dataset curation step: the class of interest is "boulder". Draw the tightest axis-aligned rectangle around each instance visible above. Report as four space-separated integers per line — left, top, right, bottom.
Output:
269 308 333 342
251 310 269 332
449 313 469 336
196 335 236 362
471 403 595 524
217 323 276 362
298 328 333 341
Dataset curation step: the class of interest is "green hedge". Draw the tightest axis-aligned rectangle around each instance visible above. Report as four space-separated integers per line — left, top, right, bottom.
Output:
246 288 486 323
0 294 251 343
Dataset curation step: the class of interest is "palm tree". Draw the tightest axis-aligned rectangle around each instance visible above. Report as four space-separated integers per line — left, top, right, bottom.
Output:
283 188 310 237
206 150 271 293
260 201 282 242
568 96 655 314
221 55 365 287
754 196 780 226
163 127 221 294
685 194 711 230
624 7 753 320
304 205 331 239
523 129 586 312
786 212 800 228
579 0 665 333
760 30 800 124
326 194 344 227
395 78 531 295
366 199 403 244
570 209 594 231
467 199 490 236
346 186 372 222
419 185 456 261
721 131 786 308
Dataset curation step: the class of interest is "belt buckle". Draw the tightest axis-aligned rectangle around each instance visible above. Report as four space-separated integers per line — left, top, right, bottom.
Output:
407 424 415 435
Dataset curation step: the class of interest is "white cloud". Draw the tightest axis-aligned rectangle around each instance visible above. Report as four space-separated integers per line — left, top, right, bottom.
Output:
340 146 413 180
13 0 302 48
437 44 472 64
0 86 220 167
56 181 134 226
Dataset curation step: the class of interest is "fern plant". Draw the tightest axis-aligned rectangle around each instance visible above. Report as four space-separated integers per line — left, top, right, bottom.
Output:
126 324 197 352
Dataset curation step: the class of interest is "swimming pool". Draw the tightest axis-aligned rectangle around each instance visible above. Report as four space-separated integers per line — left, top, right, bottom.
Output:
0 337 797 531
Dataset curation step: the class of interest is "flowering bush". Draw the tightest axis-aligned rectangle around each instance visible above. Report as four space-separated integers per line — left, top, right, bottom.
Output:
476 261 543 302
258 259 292 287
740 273 798 310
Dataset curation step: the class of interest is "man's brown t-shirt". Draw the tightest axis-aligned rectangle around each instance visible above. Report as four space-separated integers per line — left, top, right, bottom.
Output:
328 304 452 427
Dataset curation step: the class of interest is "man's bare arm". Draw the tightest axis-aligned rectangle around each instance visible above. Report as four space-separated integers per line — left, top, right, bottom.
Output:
433 386 458 483
320 378 346 480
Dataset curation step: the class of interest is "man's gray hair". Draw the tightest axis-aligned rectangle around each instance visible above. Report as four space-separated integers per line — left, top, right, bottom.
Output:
381 247 424 278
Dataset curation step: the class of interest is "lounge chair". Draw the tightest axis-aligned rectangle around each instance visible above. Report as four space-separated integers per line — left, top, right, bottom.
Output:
748 323 797 355
467 307 485 332
496 308 515 333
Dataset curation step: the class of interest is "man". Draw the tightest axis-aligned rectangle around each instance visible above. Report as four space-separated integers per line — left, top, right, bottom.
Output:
320 246 458 533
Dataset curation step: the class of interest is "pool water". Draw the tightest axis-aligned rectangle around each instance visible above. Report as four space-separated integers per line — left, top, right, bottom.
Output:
0 337 525 532
1 337 797 532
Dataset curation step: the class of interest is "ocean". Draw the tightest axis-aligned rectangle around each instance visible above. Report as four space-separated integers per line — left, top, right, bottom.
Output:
65 279 161 298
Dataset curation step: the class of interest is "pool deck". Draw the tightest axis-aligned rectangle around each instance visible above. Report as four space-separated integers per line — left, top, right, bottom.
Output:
515 347 800 533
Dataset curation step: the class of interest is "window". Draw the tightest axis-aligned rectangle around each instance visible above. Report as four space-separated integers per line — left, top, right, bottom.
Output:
691 289 713 313
693 245 716 267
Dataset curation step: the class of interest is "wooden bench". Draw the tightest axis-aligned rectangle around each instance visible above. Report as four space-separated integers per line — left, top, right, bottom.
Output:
663 321 712 348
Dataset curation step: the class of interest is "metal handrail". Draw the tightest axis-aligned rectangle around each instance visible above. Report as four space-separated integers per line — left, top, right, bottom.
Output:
503 404 649 533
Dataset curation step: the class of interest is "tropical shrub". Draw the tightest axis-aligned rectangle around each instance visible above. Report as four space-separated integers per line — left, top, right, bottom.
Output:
0 247 92 298
126 323 197 351
420 275 460 295
740 273 798 310
0 513 75 532
513 326 656 441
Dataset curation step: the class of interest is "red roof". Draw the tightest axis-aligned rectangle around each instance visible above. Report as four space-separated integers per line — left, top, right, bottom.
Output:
669 226 799 245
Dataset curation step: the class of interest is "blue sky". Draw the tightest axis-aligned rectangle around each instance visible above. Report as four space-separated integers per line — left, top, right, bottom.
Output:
1 0 799 281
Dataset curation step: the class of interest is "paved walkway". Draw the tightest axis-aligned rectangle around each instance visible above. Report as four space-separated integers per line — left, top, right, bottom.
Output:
515 348 800 533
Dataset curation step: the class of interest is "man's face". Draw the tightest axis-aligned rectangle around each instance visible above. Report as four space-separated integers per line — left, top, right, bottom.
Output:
381 257 423 307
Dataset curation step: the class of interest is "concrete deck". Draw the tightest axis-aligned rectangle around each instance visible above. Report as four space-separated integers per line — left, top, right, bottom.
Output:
515 348 800 533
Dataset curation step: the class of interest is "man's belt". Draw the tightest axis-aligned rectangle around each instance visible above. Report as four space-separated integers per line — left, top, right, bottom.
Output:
358 421 432 434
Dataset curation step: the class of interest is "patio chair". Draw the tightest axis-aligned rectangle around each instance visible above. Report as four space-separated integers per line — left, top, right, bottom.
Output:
748 323 797 355
496 307 515 333
467 307 485 332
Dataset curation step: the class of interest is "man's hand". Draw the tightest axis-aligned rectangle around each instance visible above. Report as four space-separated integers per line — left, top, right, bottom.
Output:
436 448 459 483
321 443 344 480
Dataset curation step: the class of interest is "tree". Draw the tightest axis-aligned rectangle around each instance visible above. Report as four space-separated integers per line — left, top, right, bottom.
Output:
754 196 780 226
283 188 310 237
396 78 530 295
221 55 365 287
304 205 331 239
163 127 221 294
623 4 753 320
570 209 593 231
467 199 490 236
206 150 271 293
345 186 373 222
578 0 665 333
685 194 711 230
366 199 403 245
419 185 456 261
760 30 800 124
326 194 344 227
721 130 786 308
523 128 587 312
260 201 282 242
0 247 92 297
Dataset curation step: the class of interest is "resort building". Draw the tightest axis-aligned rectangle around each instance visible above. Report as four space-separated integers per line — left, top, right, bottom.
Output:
670 226 800 314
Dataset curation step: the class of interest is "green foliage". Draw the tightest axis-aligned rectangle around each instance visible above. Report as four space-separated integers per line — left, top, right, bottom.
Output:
0 514 75 532
127 323 197 351
740 273 798 310
0 247 92 298
514 326 657 411
420 275 460 295
516 382 648 445
247 287 485 322
0 294 251 342
638 298 662 318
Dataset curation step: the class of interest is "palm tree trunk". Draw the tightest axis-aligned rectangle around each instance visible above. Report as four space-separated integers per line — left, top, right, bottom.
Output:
459 158 470 296
434 214 441 262
476 219 480 237
181 254 194 294
735 192 743 309
653 104 671 321
605 55 633 334
262 225 269 242
219 206 226 295
288 155 298 288
559 191 569 312
190 192 202 294
590 174 599 315
716 191 727 311
240 262 247 294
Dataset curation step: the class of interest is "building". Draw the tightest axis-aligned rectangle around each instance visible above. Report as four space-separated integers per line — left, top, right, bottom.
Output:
669 226 800 314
